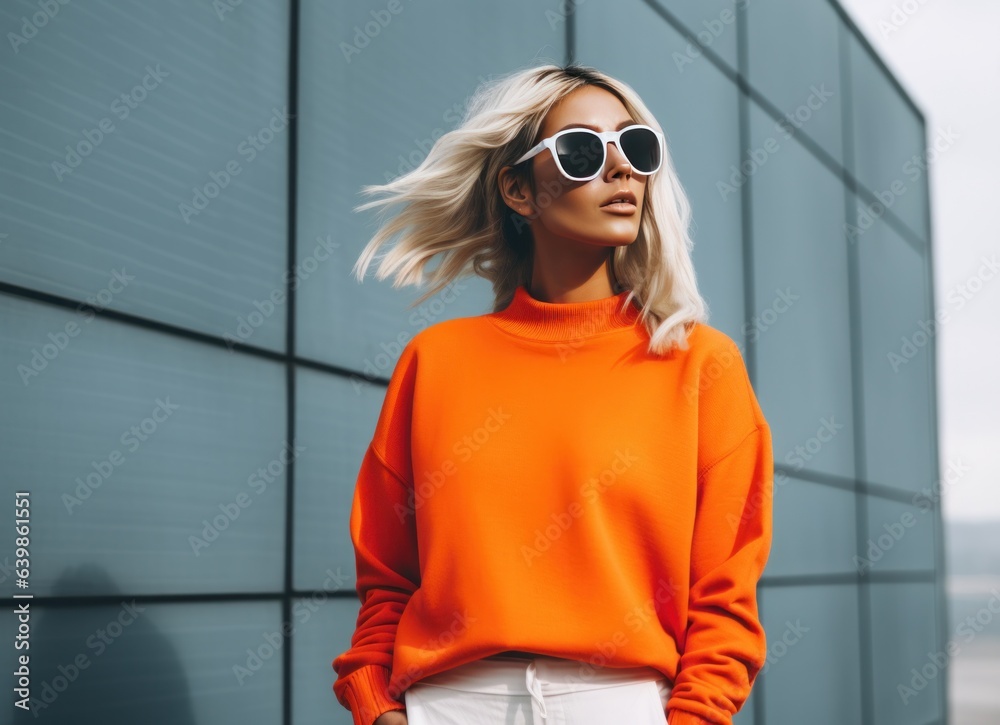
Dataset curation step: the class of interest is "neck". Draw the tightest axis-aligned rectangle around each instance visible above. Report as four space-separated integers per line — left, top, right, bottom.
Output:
489 283 641 341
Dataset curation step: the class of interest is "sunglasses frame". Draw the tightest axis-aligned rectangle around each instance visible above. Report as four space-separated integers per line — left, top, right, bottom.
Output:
514 123 665 182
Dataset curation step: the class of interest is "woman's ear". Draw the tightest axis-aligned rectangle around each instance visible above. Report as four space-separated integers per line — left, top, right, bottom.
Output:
498 165 534 216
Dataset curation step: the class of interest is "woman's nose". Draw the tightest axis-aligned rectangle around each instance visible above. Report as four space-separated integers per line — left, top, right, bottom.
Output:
604 142 632 178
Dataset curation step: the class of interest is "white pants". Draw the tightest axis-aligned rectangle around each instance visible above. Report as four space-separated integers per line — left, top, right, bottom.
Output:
403 653 672 725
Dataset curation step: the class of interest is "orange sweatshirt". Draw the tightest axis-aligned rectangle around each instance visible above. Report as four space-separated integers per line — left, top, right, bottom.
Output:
332 284 774 725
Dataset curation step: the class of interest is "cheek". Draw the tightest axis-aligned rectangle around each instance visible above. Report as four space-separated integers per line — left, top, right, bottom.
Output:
532 172 598 220
535 191 599 235
531 168 582 212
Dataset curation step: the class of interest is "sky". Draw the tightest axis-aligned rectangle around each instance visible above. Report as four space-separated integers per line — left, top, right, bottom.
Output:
836 0 1000 521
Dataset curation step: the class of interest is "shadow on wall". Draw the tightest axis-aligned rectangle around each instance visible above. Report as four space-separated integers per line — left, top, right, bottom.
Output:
9 565 195 724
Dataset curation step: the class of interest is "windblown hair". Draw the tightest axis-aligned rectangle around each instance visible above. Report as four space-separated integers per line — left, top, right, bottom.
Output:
351 62 708 356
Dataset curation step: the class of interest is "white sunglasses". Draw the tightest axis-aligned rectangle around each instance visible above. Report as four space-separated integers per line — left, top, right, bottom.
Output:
514 124 665 181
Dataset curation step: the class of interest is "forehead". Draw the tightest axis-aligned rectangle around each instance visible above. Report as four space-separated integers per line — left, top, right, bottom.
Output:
540 85 634 135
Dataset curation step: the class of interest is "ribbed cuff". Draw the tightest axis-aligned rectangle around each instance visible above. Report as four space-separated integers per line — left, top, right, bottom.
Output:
340 664 406 725
668 708 727 725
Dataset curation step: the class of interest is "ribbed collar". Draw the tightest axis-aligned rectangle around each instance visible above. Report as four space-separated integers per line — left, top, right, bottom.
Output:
488 284 641 341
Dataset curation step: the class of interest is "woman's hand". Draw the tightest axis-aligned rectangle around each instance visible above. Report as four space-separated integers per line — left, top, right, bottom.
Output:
374 708 407 725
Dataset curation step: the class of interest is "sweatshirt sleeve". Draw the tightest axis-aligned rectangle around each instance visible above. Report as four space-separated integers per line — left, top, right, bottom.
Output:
666 339 774 725
332 341 421 725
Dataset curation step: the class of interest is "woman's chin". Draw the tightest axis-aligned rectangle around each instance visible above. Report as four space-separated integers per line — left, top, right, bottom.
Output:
588 222 641 246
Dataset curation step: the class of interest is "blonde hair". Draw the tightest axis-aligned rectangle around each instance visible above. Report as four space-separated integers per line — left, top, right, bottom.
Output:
351 62 708 356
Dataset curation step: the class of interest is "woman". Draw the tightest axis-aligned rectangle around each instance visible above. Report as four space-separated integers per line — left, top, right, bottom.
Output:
332 63 773 725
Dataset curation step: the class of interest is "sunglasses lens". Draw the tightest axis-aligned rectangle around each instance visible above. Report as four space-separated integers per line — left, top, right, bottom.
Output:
554 131 604 179
620 127 661 173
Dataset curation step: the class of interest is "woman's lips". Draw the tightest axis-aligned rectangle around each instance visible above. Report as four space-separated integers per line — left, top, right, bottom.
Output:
600 201 637 214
